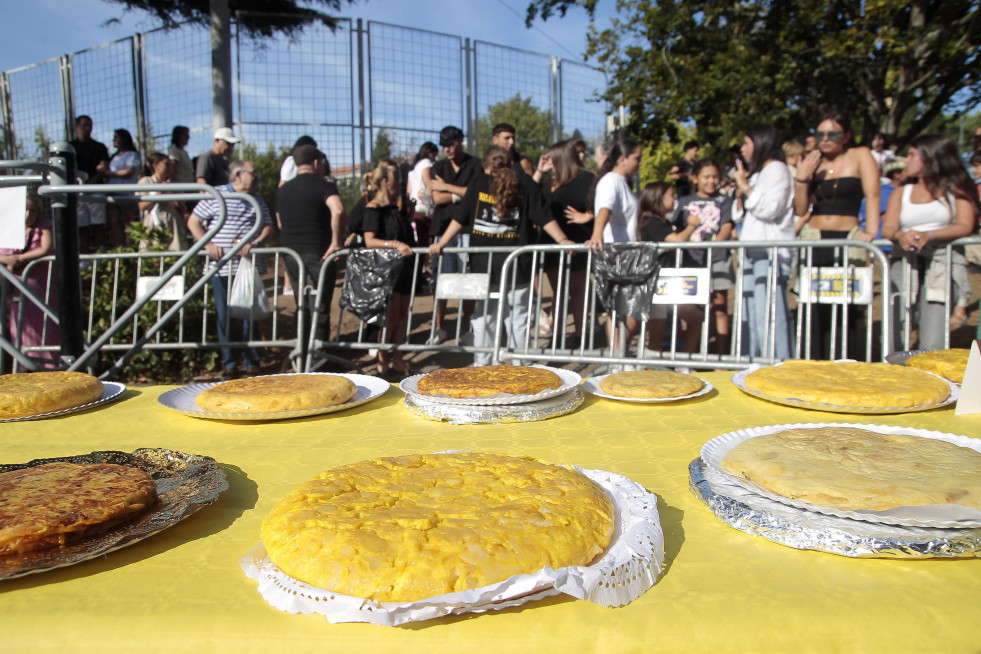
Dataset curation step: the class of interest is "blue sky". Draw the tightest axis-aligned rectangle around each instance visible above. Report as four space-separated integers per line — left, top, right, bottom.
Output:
1 0 601 71
2 0 610 165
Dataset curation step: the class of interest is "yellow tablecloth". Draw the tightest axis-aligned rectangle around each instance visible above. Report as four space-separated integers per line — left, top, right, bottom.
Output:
2 372 980 652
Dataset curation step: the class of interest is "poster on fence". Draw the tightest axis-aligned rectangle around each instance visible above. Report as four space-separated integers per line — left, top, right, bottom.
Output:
798 266 874 305
136 275 185 302
0 186 27 249
652 268 709 306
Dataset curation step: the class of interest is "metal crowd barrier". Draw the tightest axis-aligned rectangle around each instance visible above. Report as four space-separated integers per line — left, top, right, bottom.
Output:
305 238 909 373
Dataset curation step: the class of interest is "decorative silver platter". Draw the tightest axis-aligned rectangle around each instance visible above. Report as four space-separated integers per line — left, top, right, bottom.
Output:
0 448 228 579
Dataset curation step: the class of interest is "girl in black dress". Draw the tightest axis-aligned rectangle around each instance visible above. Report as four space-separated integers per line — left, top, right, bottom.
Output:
360 162 415 377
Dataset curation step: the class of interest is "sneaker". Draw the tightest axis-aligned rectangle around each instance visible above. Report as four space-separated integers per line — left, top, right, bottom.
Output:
282 285 294 296
426 328 447 345
675 366 693 374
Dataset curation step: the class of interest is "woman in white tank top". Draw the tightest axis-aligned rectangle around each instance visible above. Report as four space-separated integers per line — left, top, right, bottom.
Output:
882 134 979 350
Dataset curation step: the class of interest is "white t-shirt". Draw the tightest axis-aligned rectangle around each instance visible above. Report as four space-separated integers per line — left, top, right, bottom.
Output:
279 156 298 184
593 172 638 242
109 151 141 184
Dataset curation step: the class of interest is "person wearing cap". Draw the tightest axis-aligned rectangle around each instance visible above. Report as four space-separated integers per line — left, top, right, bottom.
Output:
196 127 239 187
275 144 346 343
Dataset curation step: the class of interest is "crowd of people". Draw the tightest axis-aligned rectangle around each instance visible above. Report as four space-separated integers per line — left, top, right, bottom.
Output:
5 111 981 377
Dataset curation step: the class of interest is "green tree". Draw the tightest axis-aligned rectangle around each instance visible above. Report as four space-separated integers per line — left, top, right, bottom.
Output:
526 0 981 149
32 126 52 159
371 128 393 165
475 94 553 165
638 123 695 188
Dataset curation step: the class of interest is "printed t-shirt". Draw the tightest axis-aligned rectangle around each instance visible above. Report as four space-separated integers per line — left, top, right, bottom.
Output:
454 172 550 285
673 194 733 266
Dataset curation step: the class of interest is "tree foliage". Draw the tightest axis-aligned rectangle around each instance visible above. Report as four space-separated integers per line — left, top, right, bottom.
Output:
476 94 554 164
526 0 981 150
371 128 393 165
102 0 355 39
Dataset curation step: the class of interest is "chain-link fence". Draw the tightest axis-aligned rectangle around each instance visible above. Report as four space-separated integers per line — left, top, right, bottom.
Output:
2 16 609 184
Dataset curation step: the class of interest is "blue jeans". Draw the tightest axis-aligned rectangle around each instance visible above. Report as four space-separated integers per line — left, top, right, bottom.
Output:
740 249 793 360
210 274 261 371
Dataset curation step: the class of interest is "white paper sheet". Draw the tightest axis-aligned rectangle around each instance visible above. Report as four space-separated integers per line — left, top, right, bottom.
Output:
0 186 27 249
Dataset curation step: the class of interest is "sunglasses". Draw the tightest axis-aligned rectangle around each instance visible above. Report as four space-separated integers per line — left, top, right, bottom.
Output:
815 130 844 142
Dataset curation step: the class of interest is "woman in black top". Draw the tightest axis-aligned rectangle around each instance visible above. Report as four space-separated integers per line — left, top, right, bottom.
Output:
637 182 703 354
539 138 595 338
430 146 574 366
792 108 880 359
360 162 415 377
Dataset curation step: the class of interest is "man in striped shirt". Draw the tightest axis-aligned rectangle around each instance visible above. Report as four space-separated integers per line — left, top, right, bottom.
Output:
188 159 273 378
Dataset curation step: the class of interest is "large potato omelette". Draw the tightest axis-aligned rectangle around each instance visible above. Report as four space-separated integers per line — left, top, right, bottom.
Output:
0 371 103 419
721 427 981 511
416 365 563 398
0 463 157 555
196 374 357 413
905 348 969 384
744 360 949 408
260 452 615 602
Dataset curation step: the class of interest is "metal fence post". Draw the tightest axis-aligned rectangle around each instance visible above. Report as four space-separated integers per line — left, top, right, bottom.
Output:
47 142 85 366
132 32 149 159
465 38 473 155
551 57 561 143
356 19 367 175
60 55 74 142
0 72 12 159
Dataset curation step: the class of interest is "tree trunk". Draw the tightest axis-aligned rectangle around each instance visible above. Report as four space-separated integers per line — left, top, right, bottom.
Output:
210 0 233 130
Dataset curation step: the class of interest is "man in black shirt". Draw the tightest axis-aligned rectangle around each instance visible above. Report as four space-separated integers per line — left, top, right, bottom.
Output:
276 145 346 342
669 140 699 198
425 125 481 342
70 115 110 252
196 127 238 186
491 122 535 177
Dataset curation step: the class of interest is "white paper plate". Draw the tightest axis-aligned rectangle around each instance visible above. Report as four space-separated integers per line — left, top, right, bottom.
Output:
884 349 925 366
400 366 582 406
583 374 713 403
730 363 958 414
157 373 389 420
701 422 981 528
241 463 664 626
1 381 127 422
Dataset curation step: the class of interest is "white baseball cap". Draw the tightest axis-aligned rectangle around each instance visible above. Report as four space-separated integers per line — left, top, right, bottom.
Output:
213 127 240 144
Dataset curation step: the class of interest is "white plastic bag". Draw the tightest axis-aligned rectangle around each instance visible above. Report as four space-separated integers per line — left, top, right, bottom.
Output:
228 256 271 321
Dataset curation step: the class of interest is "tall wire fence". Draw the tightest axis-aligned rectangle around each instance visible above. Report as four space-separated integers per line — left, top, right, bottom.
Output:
1 17 608 183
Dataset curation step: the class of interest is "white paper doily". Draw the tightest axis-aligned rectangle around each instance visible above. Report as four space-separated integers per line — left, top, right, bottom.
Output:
701 422 981 528
399 366 582 406
240 466 664 626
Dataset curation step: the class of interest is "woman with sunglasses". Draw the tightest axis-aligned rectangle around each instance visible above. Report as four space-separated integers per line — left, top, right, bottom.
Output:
792 109 880 359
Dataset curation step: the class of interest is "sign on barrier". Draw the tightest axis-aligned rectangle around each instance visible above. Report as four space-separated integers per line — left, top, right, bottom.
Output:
653 268 710 305
434 273 490 300
136 276 185 302
798 266 874 305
